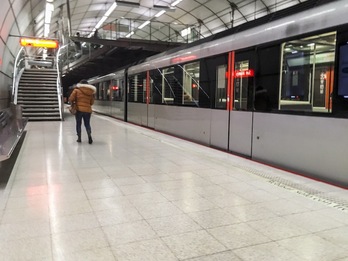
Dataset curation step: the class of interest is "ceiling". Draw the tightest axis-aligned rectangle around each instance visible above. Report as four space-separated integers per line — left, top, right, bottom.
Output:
24 0 311 88
30 0 308 41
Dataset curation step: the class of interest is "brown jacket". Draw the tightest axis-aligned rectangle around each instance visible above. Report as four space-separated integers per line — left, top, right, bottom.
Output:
68 83 96 113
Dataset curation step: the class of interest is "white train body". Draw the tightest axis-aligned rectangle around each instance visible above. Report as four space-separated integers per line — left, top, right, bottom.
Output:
90 0 348 187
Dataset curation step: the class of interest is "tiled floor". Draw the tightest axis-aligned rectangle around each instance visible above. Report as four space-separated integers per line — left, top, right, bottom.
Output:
1 111 348 260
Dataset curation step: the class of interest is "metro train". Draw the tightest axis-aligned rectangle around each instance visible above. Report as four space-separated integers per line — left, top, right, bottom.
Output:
86 0 348 187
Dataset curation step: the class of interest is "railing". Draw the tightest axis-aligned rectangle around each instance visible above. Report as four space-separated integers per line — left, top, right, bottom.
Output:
76 18 202 43
56 44 70 120
57 40 101 73
12 47 26 105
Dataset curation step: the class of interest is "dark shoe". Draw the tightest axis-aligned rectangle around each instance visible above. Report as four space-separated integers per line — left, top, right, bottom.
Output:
77 135 81 142
88 136 93 144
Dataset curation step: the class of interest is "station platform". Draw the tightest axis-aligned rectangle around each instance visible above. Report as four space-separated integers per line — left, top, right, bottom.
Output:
0 111 348 260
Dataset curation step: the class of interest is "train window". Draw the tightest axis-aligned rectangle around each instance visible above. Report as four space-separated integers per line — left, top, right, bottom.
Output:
279 32 336 113
215 65 227 109
338 44 348 97
255 45 281 112
182 62 200 106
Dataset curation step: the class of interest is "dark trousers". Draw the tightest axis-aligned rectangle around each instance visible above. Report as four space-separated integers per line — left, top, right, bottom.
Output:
75 111 92 136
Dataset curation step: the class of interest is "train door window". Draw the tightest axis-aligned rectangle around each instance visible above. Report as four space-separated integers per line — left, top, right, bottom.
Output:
128 73 146 103
150 69 163 104
162 67 175 104
99 82 107 100
234 60 254 110
182 62 200 105
279 32 336 113
111 79 121 101
95 83 100 100
143 78 147 103
215 64 227 109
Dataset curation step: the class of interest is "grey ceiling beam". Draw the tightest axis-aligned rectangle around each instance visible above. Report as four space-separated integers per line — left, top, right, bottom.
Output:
259 0 271 14
70 36 183 52
66 0 72 37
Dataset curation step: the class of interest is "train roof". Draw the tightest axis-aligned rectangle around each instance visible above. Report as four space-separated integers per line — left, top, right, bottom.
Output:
128 0 346 75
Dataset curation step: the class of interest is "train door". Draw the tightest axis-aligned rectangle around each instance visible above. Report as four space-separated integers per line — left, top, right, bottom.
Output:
128 72 148 126
228 50 255 157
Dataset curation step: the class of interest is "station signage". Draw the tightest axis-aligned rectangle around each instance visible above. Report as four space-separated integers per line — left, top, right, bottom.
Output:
20 38 59 49
233 69 254 78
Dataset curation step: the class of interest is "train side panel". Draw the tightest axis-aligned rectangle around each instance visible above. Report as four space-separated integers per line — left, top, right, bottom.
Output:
148 104 155 129
229 111 253 157
252 113 348 186
210 110 229 150
93 101 125 120
93 101 111 115
128 103 147 126
153 106 211 145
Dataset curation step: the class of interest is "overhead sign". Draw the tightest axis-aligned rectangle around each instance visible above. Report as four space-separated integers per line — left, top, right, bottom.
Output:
20 38 59 49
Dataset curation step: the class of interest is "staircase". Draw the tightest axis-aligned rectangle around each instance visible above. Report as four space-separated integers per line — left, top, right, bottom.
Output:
17 69 61 121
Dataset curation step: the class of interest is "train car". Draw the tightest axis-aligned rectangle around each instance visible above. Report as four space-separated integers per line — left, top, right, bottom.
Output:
88 0 348 187
88 69 126 121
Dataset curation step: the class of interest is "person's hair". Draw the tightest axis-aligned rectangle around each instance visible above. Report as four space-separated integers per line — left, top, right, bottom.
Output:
80 79 88 84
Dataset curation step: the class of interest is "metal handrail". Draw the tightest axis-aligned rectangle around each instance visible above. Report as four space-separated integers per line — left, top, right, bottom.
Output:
56 44 70 120
75 18 201 43
12 47 25 104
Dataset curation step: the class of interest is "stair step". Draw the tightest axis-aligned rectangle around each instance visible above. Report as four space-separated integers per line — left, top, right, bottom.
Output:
19 87 57 90
19 84 57 87
19 81 57 84
18 102 59 105
24 71 57 75
28 117 61 121
21 102 59 106
19 82 56 84
21 73 57 76
26 69 56 71
22 111 59 114
18 97 58 100
18 91 57 94
22 106 59 111
17 93 57 97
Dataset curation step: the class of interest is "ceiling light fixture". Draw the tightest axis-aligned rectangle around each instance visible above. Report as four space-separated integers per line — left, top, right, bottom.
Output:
116 1 140 8
88 2 117 37
171 0 182 7
125 31 134 38
153 5 176 12
155 10 166 17
138 20 150 29
44 1 54 37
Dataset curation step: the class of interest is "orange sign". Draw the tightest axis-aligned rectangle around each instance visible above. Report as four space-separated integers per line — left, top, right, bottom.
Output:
20 38 59 49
